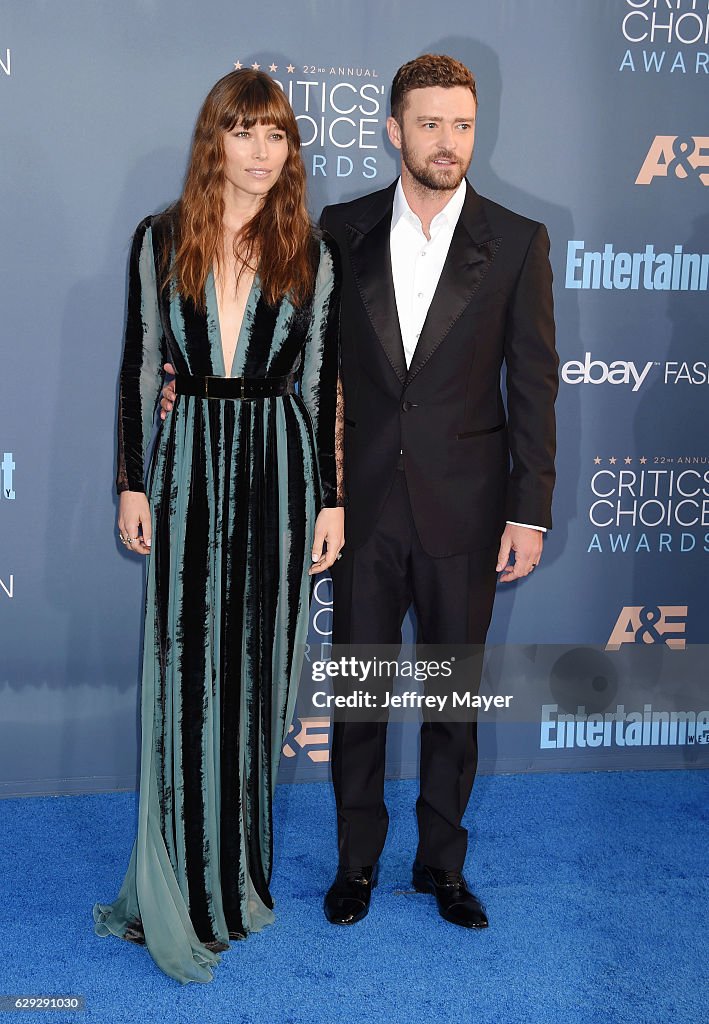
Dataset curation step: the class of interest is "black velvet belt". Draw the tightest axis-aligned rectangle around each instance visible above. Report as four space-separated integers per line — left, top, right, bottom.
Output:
174 373 297 401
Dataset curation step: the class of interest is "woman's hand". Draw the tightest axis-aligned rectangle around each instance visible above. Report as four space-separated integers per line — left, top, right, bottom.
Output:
309 507 345 575
118 491 152 556
160 363 176 420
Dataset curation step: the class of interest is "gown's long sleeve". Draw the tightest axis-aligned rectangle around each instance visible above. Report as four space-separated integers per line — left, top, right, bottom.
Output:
299 236 345 508
116 218 166 494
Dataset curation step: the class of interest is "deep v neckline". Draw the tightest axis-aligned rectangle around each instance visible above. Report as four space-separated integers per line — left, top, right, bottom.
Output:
207 269 258 378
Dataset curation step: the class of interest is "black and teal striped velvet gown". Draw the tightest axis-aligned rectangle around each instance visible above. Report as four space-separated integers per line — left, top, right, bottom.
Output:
94 212 342 983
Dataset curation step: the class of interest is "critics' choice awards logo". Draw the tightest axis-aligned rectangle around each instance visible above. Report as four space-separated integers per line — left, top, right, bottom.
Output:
585 455 709 554
618 0 709 74
565 241 708 291
606 605 687 650
282 575 333 763
234 59 384 180
636 135 709 185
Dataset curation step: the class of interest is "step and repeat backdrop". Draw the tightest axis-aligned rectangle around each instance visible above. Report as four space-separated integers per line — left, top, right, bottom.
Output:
1 1 707 794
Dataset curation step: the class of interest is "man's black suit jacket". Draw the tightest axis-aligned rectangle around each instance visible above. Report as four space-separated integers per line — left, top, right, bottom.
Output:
320 180 558 558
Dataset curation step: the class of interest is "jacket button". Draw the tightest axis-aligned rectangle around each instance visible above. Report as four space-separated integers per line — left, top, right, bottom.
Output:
401 400 412 412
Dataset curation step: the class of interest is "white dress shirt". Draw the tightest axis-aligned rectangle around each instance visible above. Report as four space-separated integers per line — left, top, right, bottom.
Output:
390 177 467 368
389 177 544 534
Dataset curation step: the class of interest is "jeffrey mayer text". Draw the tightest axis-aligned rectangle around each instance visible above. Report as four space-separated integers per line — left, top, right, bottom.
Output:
312 691 515 711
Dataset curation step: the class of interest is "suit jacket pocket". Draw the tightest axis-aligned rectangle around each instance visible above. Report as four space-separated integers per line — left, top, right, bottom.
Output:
344 417 357 428
457 422 506 440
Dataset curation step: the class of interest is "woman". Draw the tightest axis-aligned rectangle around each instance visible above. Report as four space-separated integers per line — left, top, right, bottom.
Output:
94 69 344 984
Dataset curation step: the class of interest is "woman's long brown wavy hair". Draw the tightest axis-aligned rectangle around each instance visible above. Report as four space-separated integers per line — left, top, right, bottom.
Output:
169 69 315 308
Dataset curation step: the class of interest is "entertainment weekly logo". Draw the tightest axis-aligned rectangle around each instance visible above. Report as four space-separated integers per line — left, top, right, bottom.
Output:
618 0 709 74
584 455 709 554
0 574 13 600
636 135 709 185
565 240 709 291
232 58 385 181
540 703 709 749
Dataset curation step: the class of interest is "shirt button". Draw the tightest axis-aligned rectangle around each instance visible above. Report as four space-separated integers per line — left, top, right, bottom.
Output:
417 292 424 299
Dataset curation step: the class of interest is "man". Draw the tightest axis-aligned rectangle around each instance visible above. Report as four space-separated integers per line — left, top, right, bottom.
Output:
161 54 558 931
320 54 557 930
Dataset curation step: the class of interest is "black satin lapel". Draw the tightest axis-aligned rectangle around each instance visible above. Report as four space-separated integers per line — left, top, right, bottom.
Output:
347 217 407 385
405 229 501 384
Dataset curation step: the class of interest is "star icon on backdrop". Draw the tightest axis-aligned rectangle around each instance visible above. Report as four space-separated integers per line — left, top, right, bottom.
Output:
593 456 602 465
251 62 261 70
609 456 617 465
286 63 295 73
269 63 278 72
624 456 632 464
640 456 648 464
233 60 243 69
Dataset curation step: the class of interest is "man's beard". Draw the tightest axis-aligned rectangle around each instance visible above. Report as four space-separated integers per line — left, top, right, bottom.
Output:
400 137 470 192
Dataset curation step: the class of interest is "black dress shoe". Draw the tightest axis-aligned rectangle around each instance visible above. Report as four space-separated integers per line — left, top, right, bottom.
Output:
323 864 378 925
412 861 488 929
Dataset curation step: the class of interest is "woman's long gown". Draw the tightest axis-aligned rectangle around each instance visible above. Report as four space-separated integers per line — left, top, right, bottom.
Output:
94 212 342 983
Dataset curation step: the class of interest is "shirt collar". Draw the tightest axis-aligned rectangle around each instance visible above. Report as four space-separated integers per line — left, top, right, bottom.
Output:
391 176 467 234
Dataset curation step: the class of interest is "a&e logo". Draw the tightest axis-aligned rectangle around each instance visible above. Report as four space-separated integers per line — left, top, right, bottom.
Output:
636 136 709 186
606 605 688 651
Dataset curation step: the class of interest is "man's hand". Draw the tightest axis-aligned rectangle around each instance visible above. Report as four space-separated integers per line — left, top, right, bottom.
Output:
160 362 176 420
309 508 345 575
496 524 543 583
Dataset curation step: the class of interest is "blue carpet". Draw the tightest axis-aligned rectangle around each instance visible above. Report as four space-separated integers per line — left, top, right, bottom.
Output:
0 771 707 1024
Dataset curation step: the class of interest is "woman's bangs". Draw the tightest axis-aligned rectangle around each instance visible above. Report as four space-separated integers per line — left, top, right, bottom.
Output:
220 79 291 133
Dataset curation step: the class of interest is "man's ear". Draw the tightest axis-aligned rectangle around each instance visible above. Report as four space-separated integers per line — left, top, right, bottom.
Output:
386 116 402 151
